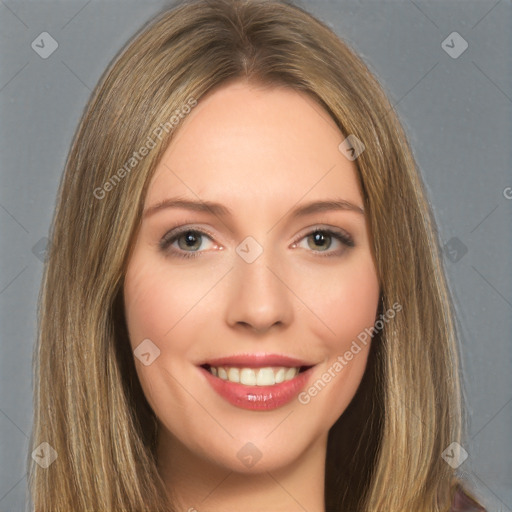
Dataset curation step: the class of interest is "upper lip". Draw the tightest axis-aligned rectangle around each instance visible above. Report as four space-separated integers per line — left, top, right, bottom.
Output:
199 353 315 369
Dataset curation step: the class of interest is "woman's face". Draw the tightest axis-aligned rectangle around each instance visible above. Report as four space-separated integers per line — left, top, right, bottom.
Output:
123 80 380 474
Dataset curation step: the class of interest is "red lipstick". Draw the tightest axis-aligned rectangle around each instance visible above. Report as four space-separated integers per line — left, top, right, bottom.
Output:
198 353 315 411
201 353 313 369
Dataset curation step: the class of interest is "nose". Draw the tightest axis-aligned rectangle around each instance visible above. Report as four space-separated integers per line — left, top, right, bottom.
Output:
225 246 294 334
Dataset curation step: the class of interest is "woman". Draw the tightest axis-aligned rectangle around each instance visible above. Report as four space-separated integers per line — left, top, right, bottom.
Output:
28 0 487 510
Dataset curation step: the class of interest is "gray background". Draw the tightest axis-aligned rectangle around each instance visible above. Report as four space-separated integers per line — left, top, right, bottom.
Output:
0 0 511 510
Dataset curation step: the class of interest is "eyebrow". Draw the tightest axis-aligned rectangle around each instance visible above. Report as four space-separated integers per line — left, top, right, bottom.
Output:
143 197 365 219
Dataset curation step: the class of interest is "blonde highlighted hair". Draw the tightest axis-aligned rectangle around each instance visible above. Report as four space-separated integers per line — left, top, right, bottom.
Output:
29 0 482 510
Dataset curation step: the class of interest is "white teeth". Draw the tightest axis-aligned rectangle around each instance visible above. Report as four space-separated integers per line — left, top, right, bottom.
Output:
227 367 240 383
240 368 256 385
285 367 297 380
256 368 275 386
208 366 301 386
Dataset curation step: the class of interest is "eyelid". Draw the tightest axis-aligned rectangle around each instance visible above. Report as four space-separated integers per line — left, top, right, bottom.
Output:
158 223 355 258
290 224 354 248
158 224 217 250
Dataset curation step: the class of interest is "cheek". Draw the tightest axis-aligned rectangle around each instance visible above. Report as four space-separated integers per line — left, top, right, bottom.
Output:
296 254 380 349
124 268 168 345
123 258 192 415
123 256 202 345
294 257 379 426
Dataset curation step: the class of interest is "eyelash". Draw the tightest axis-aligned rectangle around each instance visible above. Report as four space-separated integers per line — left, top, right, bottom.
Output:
158 225 355 260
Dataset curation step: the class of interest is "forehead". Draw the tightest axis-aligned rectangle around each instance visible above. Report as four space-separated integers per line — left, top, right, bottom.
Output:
145 81 362 210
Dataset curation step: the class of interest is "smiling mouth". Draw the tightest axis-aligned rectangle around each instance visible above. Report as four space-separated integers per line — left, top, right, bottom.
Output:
200 364 312 386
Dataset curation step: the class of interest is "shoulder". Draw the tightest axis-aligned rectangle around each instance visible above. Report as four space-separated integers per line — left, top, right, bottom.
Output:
450 482 487 512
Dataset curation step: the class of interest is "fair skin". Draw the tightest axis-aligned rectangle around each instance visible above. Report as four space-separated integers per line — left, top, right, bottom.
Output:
123 79 380 512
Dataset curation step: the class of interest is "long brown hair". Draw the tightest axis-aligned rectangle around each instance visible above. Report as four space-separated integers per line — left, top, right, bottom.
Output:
29 0 482 510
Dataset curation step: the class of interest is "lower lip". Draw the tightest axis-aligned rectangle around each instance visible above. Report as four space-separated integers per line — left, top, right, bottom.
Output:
199 366 314 410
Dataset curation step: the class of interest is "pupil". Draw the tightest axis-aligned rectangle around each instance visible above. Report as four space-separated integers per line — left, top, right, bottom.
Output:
182 231 200 249
312 231 329 250
177 231 332 252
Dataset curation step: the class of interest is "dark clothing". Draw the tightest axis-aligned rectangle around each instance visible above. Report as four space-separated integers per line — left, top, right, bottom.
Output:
451 483 486 511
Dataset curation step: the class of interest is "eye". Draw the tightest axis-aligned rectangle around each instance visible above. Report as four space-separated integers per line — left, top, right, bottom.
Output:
291 227 354 257
159 225 355 260
159 228 216 259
